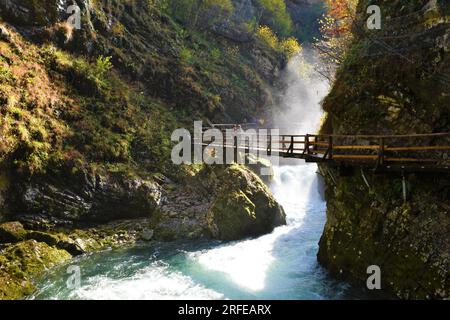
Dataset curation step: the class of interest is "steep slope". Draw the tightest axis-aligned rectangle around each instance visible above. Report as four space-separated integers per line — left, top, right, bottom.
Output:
318 0 450 299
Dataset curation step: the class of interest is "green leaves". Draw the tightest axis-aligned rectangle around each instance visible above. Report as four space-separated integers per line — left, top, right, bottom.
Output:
257 0 293 37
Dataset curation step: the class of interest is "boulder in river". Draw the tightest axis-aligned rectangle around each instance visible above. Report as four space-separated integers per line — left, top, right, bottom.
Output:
204 164 286 241
0 240 71 299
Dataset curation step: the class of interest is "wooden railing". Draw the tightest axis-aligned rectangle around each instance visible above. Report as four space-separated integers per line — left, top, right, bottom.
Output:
195 128 450 172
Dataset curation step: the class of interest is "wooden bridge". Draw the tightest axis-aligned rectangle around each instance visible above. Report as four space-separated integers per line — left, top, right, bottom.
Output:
196 127 450 173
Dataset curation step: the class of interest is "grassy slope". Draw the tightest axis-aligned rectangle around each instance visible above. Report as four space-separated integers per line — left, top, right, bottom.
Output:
0 1 282 184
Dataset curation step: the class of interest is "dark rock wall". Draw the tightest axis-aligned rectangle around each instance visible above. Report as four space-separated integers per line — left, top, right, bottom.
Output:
318 0 450 299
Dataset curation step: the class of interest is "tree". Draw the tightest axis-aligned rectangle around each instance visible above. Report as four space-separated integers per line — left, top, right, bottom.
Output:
257 0 293 37
256 26 302 60
313 0 358 82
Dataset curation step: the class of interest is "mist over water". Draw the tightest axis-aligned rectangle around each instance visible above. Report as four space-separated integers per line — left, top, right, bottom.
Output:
31 53 369 300
272 51 328 135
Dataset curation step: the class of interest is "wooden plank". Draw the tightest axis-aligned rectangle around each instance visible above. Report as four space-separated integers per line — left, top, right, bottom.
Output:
310 142 329 146
386 146 450 151
385 158 446 163
279 141 305 144
316 133 450 139
333 155 378 160
333 145 381 150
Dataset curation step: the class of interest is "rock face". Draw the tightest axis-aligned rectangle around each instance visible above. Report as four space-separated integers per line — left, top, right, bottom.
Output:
0 0 60 26
318 0 450 299
8 168 161 228
210 0 256 43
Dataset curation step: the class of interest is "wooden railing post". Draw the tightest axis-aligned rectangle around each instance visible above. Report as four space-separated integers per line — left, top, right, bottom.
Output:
304 134 310 154
223 132 227 163
289 136 294 154
329 136 333 159
377 137 385 167
234 135 238 163
323 136 333 160
245 139 250 159
314 135 318 153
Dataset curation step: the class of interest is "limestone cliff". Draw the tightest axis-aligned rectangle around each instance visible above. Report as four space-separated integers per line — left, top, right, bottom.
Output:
318 0 450 299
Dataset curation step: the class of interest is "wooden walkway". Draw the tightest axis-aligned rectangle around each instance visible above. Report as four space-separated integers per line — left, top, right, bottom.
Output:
196 128 450 173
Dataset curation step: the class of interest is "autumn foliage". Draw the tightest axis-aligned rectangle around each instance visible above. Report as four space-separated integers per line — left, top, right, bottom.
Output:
314 0 358 81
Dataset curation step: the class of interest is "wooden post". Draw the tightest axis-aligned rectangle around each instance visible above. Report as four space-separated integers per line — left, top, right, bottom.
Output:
289 136 294 154
329 136 333 159
234 135 238 163
377 137 385 167
223 134 227 164
314 135 318 153
190 134 194 163
245 139 250 161
324 136 333 160
267 132 272 156
304 134 310 154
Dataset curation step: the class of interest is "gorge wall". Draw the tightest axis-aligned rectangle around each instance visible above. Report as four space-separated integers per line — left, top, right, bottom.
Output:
318 0 450 299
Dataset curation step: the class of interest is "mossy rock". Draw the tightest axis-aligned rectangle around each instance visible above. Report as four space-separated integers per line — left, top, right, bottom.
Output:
0 222 28 244
205 165 286 241
208 190 257 240
0 240 71 300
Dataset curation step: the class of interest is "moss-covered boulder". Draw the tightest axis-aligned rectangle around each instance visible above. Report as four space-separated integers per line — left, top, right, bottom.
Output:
0 222 27 244
0 240 71 300
204 165 286 240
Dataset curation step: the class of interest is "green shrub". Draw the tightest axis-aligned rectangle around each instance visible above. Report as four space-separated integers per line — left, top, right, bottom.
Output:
257 0 293 36
72 55 113 94
180 47 194 65
0 66 15 84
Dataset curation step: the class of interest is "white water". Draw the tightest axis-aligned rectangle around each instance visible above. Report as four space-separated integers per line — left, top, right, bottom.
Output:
32 54 369 300
33 164 355 300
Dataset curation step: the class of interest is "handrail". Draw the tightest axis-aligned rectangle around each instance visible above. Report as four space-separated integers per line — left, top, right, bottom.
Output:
309 133 450 139
194 127 450 171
